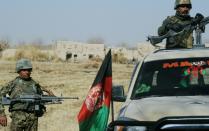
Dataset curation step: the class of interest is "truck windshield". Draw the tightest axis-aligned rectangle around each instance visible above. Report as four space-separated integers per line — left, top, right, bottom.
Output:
132 58 209 99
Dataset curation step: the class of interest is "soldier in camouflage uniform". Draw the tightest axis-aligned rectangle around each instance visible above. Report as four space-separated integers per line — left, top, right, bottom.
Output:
0 59 54 131
158 0 204 49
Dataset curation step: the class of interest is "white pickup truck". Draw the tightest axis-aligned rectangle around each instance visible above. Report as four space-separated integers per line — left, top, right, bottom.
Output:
108 48 209 131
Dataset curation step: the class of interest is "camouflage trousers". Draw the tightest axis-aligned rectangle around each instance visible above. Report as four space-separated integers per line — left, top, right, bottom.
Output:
10 111 38 131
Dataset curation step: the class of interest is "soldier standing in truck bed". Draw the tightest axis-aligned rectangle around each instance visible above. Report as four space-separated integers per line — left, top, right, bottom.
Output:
158 0 205 49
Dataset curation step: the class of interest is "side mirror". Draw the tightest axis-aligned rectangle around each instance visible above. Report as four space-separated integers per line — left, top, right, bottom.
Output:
112 85 126 102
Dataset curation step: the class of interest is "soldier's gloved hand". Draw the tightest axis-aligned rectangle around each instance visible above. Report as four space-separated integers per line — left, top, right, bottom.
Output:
195 13 204 23
0 115 7 127
192 13 205 32
44 89 55 96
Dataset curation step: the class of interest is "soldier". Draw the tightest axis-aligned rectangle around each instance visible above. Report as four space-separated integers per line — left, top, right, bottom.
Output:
0 58 54 131
158 0 204 49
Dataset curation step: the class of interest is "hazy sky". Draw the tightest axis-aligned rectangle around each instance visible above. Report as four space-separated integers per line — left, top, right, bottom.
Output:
0 0 209 46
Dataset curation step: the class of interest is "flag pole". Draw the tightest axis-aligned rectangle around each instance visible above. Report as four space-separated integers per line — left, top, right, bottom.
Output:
111 99 114 122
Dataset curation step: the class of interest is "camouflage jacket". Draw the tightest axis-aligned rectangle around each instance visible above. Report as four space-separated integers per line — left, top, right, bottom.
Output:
158 12 194 49
0 77 43 115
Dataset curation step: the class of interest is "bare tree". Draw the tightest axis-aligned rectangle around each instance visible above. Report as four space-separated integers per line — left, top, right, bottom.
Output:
117 42 128 48
31 38 44 49
0 39 10 51
87 37 105 44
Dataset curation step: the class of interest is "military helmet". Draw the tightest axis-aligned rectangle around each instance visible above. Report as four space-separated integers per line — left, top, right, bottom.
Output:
16 58 32 73
174 0 192 9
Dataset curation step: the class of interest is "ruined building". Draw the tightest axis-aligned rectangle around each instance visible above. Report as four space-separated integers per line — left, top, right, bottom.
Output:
55 40 105 62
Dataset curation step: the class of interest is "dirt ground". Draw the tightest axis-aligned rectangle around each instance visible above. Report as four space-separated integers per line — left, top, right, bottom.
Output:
0 60 134 131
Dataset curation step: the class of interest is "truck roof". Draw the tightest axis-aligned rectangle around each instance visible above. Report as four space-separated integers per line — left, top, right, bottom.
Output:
144 48 209 62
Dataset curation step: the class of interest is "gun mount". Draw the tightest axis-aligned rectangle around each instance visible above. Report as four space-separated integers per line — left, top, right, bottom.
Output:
147 16 209 48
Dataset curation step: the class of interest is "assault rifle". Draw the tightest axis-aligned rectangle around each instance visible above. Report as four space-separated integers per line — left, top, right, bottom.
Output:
147 16 209 47
2 94 79 105
1 94 78 116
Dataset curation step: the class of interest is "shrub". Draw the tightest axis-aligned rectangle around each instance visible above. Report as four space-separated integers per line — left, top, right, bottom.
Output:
14 45 58 62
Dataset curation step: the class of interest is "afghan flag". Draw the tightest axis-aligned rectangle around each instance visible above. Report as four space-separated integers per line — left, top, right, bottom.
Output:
77 50 112 131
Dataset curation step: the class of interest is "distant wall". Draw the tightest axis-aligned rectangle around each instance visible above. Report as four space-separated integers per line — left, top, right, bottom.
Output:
1 41 156 63
55 41 105 62
1 49 16 59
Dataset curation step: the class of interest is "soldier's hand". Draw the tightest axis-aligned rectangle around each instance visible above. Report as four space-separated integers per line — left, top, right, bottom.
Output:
0 115 7 127
44 89 55 96
192 13 205 32
195 13 204 23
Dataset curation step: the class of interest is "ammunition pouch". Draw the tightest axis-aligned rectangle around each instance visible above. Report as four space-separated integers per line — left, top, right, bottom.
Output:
27 103 46 117
9 102 46 117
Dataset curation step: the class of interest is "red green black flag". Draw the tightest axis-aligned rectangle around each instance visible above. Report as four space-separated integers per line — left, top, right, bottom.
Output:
77 50 112 131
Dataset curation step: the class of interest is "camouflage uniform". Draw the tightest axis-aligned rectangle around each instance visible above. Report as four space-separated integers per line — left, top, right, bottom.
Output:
0 59 44 131
158 0 194 49
0 76 43 131
158 12 194 49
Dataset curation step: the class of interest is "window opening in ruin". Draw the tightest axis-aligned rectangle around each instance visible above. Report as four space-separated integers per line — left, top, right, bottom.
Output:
74 54 78 63
89 54 93 59
66 53 72 61
74 54 78 58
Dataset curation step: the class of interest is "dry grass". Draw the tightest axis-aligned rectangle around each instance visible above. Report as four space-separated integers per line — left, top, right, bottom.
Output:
112 52 128 64
0 60 134 131
2 45 58 62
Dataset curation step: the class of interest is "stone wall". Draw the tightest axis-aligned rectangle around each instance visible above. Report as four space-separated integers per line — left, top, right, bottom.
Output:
55 40 105 62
